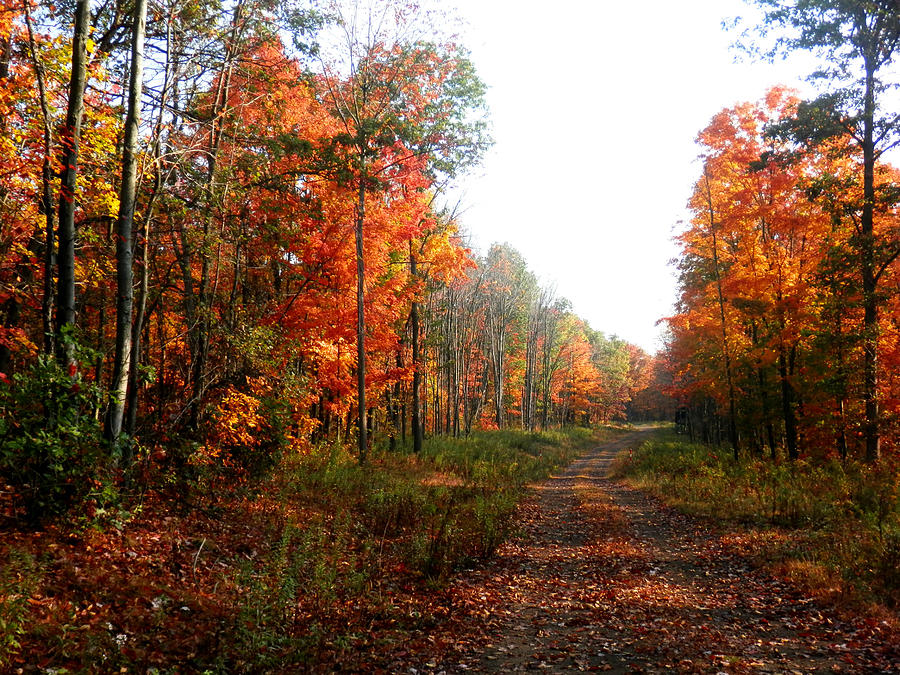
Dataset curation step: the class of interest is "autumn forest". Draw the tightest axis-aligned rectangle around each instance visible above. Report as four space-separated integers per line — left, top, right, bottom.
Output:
1 0 900 671
0 0 661 493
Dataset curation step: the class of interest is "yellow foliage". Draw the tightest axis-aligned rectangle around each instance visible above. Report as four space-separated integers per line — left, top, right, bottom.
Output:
212 388 267 449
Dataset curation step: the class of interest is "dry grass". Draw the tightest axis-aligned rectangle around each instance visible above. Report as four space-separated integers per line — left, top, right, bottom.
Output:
614 432 900 623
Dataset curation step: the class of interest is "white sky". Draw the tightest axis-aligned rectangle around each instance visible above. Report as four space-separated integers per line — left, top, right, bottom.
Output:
446 0 816 353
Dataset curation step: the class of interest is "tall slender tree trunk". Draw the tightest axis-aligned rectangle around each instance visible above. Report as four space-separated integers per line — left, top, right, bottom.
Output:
0 31 9 94
0 31 14 374
23 1 57 356
126 29 172 436
488 303 505 429
750 321 777 459
522 308 537 430
704 171 739 459
757 366 777 460
861 58 880 462
355 170 368 462
107 0 148 444
539 318 556 431
55 0 92 367
778 341 799 460
450 299 461 437
832 396 847 459
187 0 242 429
410 244 423 453
834 308 849 461
393 346 404 447
124 232 148 439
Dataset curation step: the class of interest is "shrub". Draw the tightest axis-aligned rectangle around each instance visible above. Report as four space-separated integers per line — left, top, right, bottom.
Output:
0 549 42 666
0 353 107 523
198 386 291 478
474 490 518 558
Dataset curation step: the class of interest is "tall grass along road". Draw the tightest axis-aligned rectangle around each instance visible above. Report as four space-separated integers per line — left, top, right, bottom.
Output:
400 427 899 673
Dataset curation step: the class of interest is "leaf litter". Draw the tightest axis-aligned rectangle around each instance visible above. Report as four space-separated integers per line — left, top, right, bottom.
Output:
393 430 900 674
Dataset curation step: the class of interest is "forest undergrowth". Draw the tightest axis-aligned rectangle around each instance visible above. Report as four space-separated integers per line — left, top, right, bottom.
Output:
0 426 615 672
613 431 900 619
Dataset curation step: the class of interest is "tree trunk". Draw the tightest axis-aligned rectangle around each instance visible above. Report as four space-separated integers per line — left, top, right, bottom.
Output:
107 0 148 444
410 245 423 453
0 32 13 374
778 341 799 460
704 171 740 459
355 170 368 462
758 367 777 460
23 0 57 356
488 302 505 429
187 0 243 429
125 13 174 436
861 58 880 462
55 0 92 367
124 238 148 440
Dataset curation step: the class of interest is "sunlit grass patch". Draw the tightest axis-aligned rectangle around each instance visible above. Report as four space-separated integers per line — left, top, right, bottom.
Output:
614 434 900 616
0 425 622 671
220 425 617 667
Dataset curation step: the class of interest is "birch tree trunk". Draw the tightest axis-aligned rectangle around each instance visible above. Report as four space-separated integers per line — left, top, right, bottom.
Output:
107 0 148 443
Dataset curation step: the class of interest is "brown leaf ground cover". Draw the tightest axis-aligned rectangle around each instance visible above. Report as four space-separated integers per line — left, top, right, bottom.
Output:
3 428 898 672
0 428 598 672
393 429 900 673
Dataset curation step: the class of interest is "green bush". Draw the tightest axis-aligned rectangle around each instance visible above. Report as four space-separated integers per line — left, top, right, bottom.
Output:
365 482 428 533
0 549 42 666
474 490 518 558
230 396 291 478
0 353 107 522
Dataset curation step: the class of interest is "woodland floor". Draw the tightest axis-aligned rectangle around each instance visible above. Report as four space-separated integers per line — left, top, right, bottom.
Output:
388 428 900 674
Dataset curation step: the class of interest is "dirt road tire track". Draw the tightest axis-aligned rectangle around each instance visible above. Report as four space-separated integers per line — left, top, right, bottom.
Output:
398 428 900 674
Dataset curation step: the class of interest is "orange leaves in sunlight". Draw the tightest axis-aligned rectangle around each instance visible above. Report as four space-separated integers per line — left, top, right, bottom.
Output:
0 0 643 487
666 87 900 458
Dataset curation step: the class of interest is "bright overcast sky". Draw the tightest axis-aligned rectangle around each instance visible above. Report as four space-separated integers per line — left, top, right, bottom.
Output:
445 0 816 353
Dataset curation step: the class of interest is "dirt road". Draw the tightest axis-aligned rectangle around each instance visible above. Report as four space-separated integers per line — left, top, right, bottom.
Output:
397 429 899 673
